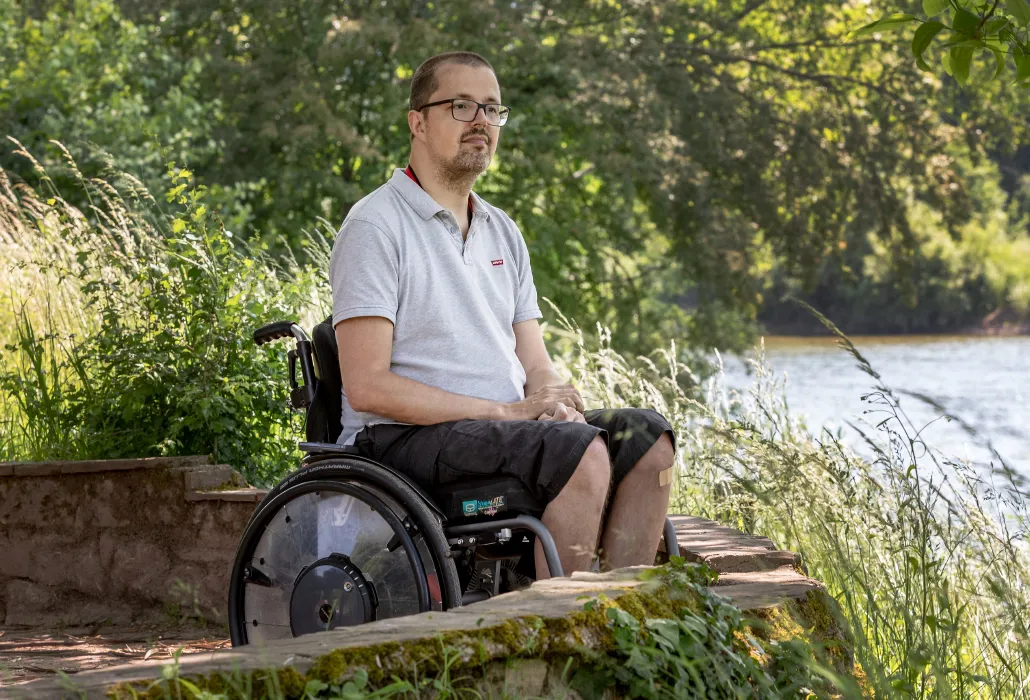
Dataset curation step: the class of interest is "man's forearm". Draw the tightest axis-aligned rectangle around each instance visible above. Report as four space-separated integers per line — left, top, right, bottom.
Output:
524 366 564 397
350 371 515 424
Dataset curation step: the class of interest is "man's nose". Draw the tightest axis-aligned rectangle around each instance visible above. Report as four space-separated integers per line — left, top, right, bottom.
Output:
470 105 491 127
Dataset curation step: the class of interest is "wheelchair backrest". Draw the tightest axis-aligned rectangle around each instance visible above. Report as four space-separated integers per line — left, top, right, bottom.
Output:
306 316 344 444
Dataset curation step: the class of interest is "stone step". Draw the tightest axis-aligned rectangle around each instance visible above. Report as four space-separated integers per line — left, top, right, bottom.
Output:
663 514 801 573
13 566 836 698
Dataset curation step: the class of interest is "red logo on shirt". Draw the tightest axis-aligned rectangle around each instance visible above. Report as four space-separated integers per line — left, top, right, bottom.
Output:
491 259 504 266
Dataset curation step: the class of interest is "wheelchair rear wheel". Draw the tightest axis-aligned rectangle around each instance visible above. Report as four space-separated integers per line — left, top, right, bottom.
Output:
228 458 462 645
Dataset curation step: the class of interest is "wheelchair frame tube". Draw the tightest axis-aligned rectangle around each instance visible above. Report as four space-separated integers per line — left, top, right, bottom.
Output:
445 515 564 579
663 517 679 560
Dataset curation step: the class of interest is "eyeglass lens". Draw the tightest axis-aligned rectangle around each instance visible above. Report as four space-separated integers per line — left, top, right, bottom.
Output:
452 100 508 125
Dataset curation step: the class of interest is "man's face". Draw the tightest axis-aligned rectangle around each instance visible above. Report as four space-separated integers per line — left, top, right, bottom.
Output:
415 63 502 180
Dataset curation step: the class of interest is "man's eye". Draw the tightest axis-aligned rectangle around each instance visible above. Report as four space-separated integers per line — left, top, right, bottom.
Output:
486 105 499 116
453 100 472 109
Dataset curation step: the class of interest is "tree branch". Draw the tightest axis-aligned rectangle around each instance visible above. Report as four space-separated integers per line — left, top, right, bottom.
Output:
666 45 912 103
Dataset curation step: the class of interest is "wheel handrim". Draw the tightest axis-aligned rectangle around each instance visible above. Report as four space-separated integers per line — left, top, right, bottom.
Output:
232 480 432 644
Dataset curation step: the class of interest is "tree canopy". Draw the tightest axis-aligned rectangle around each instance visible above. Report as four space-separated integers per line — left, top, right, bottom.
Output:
3 0 1029 352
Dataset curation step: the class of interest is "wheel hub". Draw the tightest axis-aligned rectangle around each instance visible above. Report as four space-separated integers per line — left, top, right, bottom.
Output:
289 553 378 635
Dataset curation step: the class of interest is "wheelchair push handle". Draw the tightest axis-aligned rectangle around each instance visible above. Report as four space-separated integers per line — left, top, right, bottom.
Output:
253 320 317 409
254 320 311 346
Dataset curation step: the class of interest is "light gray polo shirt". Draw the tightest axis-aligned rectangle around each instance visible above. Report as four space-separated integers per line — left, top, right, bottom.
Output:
329 168 543 446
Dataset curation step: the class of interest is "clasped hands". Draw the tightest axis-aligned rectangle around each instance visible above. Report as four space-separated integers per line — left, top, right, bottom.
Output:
523 383 588 424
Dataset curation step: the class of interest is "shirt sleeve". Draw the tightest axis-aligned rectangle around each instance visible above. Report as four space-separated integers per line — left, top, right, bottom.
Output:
330 217 400 327
511 223 543 324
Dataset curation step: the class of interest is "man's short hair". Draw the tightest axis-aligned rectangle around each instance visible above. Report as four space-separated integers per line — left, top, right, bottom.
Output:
409 51 495 112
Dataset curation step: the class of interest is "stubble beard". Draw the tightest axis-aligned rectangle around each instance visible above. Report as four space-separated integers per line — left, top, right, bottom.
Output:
433 140 492 192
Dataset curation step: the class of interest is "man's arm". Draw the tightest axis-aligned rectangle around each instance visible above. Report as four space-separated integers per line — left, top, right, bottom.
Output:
338 316 581 424
514 319 583 408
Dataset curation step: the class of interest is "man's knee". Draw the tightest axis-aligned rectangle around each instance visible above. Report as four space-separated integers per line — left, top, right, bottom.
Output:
651 432 675 468
628 431 675 483
563 435 611 501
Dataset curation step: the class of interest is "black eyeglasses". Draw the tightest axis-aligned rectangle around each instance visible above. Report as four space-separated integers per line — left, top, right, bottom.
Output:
416 98 511 126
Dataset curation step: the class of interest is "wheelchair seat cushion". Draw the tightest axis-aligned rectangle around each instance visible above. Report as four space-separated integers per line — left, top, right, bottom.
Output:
432 476 544 521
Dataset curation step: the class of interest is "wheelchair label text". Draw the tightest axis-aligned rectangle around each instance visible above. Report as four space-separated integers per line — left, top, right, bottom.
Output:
462 496 505 516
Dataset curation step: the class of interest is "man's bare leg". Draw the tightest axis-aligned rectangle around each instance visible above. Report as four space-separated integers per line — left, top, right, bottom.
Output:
534 436 611 580
597 433 674 571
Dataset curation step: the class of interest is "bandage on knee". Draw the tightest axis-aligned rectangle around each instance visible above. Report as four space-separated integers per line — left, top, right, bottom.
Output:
658 467 673 487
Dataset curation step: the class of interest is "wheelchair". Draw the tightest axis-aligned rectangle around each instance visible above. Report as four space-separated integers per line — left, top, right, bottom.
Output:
227 318 679 646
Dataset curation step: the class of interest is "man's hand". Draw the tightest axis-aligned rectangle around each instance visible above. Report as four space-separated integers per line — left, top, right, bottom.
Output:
503 383 584 421
536 402 588 424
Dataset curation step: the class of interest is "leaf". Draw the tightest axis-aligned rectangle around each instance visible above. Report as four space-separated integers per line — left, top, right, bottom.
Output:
1016 53 1030 81
912 20 945 57
983 16 1010 35
917 54 933 72
923 0 948 16
852 13 918 38
143 648 156 661
942 51 953 75
990 47 1006 80
952 7 980 36
949 45 975 83
171 218 186 234
1009 0 1030 27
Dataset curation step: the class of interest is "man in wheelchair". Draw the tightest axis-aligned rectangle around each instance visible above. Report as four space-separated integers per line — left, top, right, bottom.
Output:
229 51 675 645
331 51 674 581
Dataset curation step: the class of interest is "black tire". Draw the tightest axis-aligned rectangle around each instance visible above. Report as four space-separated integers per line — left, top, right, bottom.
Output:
228 456 463 646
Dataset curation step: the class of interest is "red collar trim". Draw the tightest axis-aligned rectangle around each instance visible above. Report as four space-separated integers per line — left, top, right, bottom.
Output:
405 165 474 218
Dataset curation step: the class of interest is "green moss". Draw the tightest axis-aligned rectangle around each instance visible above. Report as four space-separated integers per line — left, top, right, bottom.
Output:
747 589 854 674
100 561 860 699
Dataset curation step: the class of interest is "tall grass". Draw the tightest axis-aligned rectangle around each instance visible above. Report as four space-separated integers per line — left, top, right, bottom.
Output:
4 142 1029 697
0 140 330 482
552 306 1030 698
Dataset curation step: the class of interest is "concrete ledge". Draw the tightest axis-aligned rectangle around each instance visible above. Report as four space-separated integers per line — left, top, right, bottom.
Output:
185 488 269 503
0 455 211 478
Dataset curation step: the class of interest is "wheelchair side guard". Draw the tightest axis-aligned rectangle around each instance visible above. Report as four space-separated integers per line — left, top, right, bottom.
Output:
296 445 447 520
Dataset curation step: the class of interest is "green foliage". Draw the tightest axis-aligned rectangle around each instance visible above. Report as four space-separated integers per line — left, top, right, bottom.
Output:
0 148 327 484
7 0 1030 351
0 0 224 211
570 558 856 699
859 0 1030 85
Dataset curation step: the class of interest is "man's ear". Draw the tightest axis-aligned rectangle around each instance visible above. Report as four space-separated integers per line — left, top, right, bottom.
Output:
407 109 425 141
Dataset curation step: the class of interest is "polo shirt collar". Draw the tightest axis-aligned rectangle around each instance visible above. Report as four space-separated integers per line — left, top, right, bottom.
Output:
387 167 491 222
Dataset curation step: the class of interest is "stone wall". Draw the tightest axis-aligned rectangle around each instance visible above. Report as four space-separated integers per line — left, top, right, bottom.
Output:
0 457 265 628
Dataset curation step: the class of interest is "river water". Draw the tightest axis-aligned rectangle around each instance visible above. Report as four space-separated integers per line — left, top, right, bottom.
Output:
721 335 1030 478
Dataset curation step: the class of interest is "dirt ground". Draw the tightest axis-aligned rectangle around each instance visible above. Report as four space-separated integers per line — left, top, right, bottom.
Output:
0 626 231 687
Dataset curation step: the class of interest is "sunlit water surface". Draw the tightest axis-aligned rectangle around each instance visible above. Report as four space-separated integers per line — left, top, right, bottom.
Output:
721 335 1030 478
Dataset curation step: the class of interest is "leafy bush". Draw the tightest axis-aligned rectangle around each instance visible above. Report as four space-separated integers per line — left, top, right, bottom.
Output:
0 144 328 484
